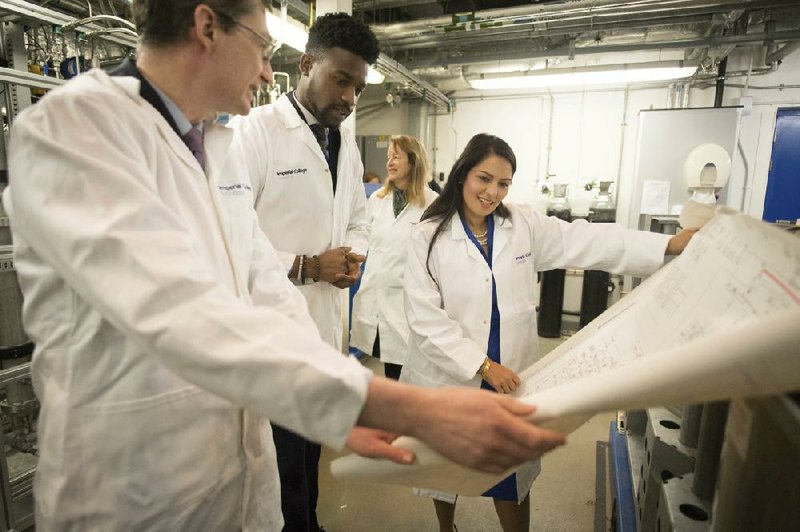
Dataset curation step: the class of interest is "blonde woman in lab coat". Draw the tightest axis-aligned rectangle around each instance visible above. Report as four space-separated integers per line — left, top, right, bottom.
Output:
351 135 438 379
401 133 695 531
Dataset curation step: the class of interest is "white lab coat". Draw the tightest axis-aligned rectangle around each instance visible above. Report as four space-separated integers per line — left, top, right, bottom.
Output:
350 187 438 364
4 70 371 531
233 95 368 349
401 203 670 498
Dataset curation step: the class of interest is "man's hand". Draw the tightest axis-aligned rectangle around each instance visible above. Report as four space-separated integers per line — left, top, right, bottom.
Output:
317 247 351 284
358 379 565 476
412 387 565 474
483 361 521 394
332 251 365 289
666 228 698 255
346 427 414 464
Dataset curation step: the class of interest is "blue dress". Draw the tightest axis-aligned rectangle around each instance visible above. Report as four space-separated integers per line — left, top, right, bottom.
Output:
460 214 518 502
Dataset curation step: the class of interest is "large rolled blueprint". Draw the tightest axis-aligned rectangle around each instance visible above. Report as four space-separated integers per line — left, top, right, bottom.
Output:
331 209 800 495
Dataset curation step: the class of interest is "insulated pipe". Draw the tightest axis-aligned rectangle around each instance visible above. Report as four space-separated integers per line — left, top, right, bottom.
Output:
681 81 691 108
379 12 753 52
379 13 719 49
402 30 800 70
545 94 554 181
369 0 773 36
354 0 437 8
613 89 628 209
714 56 728 107
766 41 800 64
38 0 89 16
371 0 798 44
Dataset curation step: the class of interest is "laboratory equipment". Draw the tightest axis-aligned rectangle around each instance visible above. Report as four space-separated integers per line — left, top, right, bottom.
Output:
539 184 571 337
588 181 616 223
546 183 571 221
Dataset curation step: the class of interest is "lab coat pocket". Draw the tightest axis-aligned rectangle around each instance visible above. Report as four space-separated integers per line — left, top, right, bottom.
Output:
77 386 242 524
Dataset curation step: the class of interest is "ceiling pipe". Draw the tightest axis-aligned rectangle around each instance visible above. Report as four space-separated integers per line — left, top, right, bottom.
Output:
375 53 452 111
0 0 137 47
401 29 800 70
686 9 745 61
369 0 795 37
37 0 89 16
381 14 718 50
766 40 800 63
370 0 686 34
354 0 433 9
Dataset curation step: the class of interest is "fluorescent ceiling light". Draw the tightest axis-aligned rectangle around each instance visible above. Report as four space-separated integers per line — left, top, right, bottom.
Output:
468 62 698 90
266 12 308 53
265 12 384 85
367 69 385 84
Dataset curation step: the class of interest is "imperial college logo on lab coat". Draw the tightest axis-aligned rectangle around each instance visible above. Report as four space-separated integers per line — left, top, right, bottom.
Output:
275 167 308 179
217 183 252 196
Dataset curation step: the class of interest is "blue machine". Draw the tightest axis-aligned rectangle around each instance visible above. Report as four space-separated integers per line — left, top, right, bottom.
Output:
763 107 800 223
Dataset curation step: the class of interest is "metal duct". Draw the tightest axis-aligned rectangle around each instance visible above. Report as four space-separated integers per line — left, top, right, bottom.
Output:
370 0 792 38
375 53 452 111
400 29 800 70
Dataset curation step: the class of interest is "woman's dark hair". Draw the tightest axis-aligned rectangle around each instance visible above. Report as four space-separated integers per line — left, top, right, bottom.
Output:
420 133 516 281
306 12 380 65
133 0 264 47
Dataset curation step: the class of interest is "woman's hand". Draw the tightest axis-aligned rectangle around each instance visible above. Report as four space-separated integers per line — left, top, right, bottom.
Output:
483 361 521 394
666 228 699 255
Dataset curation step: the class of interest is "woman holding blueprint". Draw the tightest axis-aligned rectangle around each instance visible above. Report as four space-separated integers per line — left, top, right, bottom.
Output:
401 133 694 531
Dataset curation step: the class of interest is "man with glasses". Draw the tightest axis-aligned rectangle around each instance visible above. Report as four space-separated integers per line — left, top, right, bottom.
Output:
3 1 565 530
217 9 278 64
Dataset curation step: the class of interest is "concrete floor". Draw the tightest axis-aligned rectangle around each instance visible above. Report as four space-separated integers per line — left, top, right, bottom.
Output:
317 337 615 531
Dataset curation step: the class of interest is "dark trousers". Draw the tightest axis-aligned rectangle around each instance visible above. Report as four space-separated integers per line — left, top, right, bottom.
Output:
372 329 403 380
271 423 322 532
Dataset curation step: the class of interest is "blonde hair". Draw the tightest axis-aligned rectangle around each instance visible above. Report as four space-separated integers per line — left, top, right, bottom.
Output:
376 135 431 208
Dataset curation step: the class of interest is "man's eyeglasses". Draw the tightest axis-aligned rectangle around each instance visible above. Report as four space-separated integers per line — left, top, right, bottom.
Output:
215 11 278 64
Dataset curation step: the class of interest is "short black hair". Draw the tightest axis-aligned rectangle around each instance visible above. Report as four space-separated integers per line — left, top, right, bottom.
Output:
306 12 380 65
133 0 264 47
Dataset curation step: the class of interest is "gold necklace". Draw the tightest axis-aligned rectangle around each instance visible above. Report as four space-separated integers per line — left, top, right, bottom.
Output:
474 229 488 247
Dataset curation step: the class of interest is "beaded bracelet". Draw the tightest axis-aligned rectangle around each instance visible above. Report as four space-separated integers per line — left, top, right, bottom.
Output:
312 255 321 282
297 255 305 283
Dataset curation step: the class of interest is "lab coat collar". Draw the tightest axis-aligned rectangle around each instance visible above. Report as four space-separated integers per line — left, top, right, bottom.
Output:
93 70 241 292
275 93 306 130
448 210 513 267
97 69 208 178
202 122 234 181
291 93 319 126
275 95 327 167
492 212 512 259
448 212 487 268
274 94 356 192
387 189 411 222
274 93 355 137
